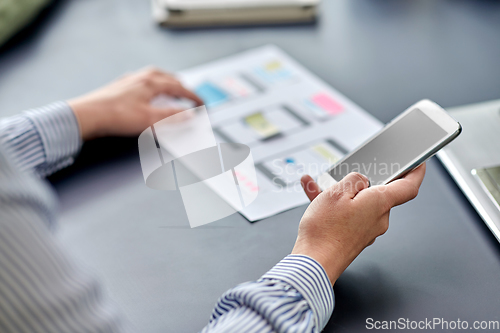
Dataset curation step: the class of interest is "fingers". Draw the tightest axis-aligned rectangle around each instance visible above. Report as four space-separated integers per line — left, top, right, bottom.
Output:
404 162 426 182
150 77 203 106
301 175 322 201
139 69 204 106
336 172 370 199
165 83 204 107
384 163 426 207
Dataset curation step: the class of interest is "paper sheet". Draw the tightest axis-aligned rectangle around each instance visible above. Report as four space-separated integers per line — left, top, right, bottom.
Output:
172 45 383 221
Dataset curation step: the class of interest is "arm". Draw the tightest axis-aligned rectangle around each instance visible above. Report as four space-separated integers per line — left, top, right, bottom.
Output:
0 101 81 177
0 137 127 332
201 255 333 333
201 167 426 333
0 67 202 177
0 68 201 332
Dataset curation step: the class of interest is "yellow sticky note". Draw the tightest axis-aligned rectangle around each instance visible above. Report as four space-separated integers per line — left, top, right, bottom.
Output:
264 60 283 72
245 112 280 139
312 144 339 163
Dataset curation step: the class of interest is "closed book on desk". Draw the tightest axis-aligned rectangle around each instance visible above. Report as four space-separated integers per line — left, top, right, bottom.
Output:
152 0 319 27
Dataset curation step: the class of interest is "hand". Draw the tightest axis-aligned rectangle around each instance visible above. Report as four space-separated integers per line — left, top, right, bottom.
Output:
292 164 426 285
68 67 204 141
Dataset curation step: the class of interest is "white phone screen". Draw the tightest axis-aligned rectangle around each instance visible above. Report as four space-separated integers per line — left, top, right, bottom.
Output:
328 108 447 185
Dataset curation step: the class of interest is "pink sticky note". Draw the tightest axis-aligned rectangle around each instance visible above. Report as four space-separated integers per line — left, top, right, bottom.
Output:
311 93 344 115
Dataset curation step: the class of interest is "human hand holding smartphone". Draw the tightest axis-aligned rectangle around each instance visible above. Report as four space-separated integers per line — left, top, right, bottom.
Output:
318 99 461 190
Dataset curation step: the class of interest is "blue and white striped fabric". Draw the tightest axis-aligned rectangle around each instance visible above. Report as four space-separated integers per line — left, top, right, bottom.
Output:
0 101 81 177
202 255 334 332
0 102 335 332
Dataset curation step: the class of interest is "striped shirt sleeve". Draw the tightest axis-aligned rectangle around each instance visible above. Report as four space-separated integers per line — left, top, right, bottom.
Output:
0 101 82 177
0 141 128 332
201 255 335 333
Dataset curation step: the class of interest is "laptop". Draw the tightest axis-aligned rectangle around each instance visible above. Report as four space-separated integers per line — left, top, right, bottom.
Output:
438 99 500 242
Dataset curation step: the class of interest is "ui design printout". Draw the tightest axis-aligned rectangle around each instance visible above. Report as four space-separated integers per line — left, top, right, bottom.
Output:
170 45 383 221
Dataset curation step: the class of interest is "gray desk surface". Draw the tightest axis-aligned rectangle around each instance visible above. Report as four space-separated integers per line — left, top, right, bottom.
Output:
1 0 500 331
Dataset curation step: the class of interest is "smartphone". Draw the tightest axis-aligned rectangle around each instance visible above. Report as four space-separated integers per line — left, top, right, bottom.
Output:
317 99 462 190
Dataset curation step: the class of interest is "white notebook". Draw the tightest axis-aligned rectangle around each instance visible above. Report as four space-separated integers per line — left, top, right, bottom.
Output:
152 0 320 27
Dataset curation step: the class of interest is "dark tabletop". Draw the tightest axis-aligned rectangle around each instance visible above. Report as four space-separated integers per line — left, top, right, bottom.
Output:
1 0 500 332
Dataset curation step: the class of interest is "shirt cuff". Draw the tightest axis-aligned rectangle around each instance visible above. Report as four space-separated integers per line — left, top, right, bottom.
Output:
23 101 82 175
261 254 335 330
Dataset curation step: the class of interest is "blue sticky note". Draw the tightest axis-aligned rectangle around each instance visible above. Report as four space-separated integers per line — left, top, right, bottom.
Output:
195 82 229 107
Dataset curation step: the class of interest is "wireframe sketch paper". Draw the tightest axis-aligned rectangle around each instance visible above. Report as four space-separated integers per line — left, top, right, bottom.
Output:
159 45 383 221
